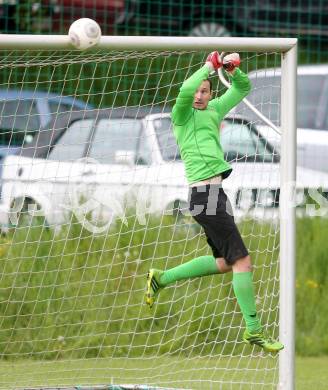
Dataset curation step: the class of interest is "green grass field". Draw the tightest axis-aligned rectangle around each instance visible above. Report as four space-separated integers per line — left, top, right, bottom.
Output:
296 357 328 390
0 356 326 389
0 216 327 389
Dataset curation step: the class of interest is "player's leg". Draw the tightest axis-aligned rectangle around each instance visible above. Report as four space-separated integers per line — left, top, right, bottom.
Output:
216 257 232 273
193 185 262 335
231 246 284 353
231 254 261 333
192 185 284 353
145 252 228 309
145 185 227 308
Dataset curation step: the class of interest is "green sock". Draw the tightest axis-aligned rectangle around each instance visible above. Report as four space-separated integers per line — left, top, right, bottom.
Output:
159 255 219 286
232 271 262 333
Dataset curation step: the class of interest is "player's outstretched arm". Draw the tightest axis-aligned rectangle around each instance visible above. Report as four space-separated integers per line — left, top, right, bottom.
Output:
209 53 251 117
172 51 222 125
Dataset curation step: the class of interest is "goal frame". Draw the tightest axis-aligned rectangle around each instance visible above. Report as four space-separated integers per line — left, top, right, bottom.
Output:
0 35 297 390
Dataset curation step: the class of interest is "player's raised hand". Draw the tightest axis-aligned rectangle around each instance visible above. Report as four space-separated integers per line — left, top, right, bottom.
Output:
222 53 241 72
205 51 223 71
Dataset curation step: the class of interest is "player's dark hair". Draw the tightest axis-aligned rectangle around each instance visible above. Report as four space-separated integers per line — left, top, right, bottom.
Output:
205 78 213 91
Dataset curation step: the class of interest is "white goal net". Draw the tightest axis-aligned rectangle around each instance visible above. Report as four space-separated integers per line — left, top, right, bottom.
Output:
0 37 297 389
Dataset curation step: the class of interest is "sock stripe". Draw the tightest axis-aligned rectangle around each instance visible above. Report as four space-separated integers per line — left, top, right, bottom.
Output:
151 278 159 291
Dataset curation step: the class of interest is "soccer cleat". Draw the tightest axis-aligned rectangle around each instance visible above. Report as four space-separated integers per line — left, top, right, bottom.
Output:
243 329 284 353
145 269 164 308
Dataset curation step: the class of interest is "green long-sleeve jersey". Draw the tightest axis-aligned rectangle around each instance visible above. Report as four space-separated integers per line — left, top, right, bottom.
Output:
171 65 251 184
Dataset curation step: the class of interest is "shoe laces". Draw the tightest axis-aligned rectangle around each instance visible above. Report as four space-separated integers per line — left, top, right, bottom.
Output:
258 331 275 343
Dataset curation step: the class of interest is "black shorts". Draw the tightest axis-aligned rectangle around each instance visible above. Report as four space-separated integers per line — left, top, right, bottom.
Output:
189 185 249 265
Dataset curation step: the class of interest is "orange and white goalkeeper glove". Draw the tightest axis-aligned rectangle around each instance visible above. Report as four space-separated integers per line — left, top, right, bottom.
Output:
222 53 241 72
205 51 223 71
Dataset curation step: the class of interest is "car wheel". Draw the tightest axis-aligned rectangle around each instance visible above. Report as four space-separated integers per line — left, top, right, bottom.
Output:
188 22 231 37
169 200 187 218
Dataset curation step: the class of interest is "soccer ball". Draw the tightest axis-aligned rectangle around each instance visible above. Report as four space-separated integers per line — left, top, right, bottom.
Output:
68 18 101 50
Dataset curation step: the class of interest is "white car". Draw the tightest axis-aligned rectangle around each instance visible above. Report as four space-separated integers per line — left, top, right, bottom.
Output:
233 64 328 173
0 108 327 232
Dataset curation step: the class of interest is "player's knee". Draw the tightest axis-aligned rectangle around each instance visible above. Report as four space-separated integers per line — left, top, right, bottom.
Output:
216 257 232 273
233 255 252 272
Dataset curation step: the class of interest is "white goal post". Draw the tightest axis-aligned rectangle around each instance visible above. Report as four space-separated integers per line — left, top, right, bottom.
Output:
0 35 296 390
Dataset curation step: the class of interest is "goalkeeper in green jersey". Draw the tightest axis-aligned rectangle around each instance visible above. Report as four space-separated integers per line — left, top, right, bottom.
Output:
145 51 284 354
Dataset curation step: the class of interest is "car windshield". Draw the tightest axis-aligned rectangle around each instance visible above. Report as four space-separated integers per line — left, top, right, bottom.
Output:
153 116 276 163
0 99 40 146
239 74 327 130
220 120 276 163
89 118 142 164
153 116 181 161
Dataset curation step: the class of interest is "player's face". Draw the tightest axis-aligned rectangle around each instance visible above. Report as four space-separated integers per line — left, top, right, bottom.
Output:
193 80 212 110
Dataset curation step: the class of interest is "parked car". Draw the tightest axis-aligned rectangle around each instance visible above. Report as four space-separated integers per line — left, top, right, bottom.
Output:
119 0 328 38
232 64 328 173
0 107 327 231
0 89 93 157
54 0 125 35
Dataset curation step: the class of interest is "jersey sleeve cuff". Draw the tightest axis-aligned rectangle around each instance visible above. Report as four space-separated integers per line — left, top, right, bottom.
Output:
228 67 242 79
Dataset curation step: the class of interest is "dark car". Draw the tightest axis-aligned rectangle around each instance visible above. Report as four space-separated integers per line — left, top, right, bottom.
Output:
0 1 59 33
0 89 93 157
119 0 328 38
53 0 125 34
